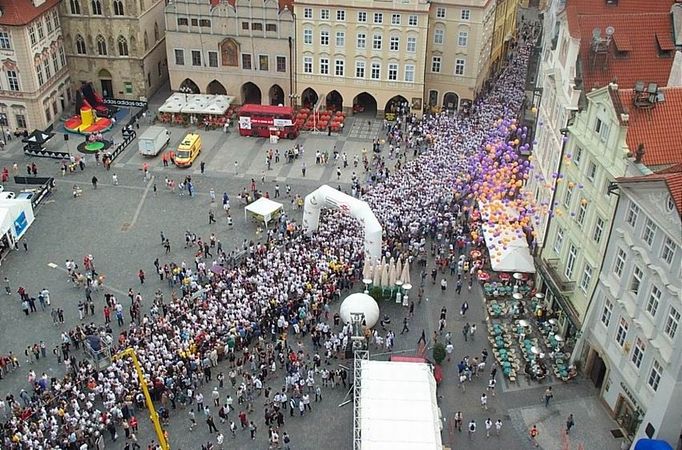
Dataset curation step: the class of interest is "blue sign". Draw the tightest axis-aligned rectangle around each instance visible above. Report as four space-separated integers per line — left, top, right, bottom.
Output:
14 211 27 238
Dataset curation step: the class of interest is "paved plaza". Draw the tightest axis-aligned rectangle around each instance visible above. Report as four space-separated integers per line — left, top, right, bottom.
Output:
0 88 626 450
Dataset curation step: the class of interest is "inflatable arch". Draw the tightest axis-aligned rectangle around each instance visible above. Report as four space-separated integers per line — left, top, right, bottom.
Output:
303 185 382 263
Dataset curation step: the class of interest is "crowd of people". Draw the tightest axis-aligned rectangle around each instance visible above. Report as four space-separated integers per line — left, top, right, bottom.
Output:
0 21 538 449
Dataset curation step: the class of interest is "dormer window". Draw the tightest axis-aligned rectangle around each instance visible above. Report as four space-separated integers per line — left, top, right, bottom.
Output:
656 33 674 58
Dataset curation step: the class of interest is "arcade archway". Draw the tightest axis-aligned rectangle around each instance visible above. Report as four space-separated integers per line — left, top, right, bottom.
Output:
206 80 227 95
269 84 285 105
241 82 262 104
179 78 200 94
301 87 318 109
352 92 377 116
443 92 460 111
325 90 343 112
384 95 408 115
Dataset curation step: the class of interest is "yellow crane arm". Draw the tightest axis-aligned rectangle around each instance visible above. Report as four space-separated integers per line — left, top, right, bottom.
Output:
113 348 170 450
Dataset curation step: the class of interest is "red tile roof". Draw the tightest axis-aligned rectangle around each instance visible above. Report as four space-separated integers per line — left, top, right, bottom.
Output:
563 1 676 91
0 0 60 26
617 166 682 217
616 86 682 168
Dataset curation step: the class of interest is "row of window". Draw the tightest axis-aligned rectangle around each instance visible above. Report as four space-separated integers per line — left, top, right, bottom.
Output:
552 231 595 293
431 56 466 75
174 49 287 72
623 201 677 264
303 30 417 52
433 29 469 47
35 47 68 87
69 0 127 16
27 10 61 48
73 24 159 57
302 57 415 82
0 111 27 129
601 299 674 391
301 8 471 23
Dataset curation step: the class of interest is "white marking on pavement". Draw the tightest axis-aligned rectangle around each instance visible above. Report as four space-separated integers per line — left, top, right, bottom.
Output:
129 175 154 229
47 262 58 268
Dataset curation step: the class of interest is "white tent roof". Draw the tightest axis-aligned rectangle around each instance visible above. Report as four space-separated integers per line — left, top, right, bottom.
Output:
359 360 442 450
244 197 283 227
159 93 234 115
478 200 523 222
481 223 535 273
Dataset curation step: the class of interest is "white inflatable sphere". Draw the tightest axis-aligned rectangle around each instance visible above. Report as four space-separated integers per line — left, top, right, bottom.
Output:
339 292 380 328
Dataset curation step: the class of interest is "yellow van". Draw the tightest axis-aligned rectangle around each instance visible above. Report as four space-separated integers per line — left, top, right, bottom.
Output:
175 133 201 167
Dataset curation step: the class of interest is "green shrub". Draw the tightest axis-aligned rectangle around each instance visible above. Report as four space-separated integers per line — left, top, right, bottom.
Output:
432 342 446 365
369 286 382 302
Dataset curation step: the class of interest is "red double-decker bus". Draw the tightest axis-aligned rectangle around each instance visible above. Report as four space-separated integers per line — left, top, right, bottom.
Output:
237 105 299 139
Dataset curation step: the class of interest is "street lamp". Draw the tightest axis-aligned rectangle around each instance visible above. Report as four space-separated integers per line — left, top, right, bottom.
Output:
0 112 6 146
179 85 193 102
289 93 300 108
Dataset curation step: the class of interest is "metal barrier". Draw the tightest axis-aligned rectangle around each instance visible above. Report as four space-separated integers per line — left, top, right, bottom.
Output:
109 129 136 163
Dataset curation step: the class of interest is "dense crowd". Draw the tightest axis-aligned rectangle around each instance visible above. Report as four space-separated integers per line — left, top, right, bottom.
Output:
0 23 537 449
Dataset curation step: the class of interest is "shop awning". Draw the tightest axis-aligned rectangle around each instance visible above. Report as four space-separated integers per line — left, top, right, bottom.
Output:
481 223 535 273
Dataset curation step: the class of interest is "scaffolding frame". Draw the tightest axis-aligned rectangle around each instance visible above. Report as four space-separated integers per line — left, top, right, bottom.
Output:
353 349 369 450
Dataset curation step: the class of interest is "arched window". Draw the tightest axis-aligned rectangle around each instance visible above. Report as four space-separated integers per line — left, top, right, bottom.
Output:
75 34 86 54
91 0 102 15
96 35 106 55
154 22 159 42
113 0 124 15
69 0 81 14
143 31 148 51
117 36 128 56
220 39 238 66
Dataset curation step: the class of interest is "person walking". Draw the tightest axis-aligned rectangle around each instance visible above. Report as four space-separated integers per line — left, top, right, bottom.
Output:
206 415 218 433
529 424 539 447
543 387 553 407
485 418 493 438
495 419 503 436
453 411 463 432
566 414 575 434
468 420 477 439
91 176 98 189
460 301 469 317
301 162 306 177
462 323 470 342
400 317 410 334
480 393 488 410
138 269 145 284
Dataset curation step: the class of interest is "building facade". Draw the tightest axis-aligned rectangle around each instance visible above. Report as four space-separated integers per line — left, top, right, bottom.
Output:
59 0 168 100
293 0 429 116
489 0 520 71
0 0 71 132
581 170 682 445
165 0 294 105
424 0 495 112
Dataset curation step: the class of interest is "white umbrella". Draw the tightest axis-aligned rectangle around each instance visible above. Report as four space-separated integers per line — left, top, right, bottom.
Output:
388 261 397 286
362 256 372 280
401 259 411 285
395 258 403 283
373 264 382 287
381 263 389 288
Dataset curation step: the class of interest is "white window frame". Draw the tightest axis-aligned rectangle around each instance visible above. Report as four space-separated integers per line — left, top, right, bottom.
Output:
319 58 329 75
373 12 383 24
334 59 344 76
408 15 418 26
336 31 345 47
370 62 380 79
661 236 675 265
208 51 218 68
615 317 629 347
642 217 656 247
303 56 313 73
648 360 662 391
458 31 468 47
630 266 643 294
358 11 367 23
631 337 645 369
646 285 661 317
595 117 610 143
0 32 11 50
303 8 313 19
391 14 401 25
461 9 471 20
336 10 345 21
553 227 564 254
387 63 398 81
574 146 583 166
586 160 597 182
191 49 202 66
455 58 465 76
303 29 313 45
355 60 365 78
174 48 185 66
601 299 613 327
406 36 416 53
563 184 574 208
579 264 593 293
357 33 366 49
320 30 329 46
431 56 441 73
404 64 414 82
434 29 444 45
372 34 382 50
626 202 639 227
576 201 587 227
593 216 604 243
320 9 330 20
614 248 626 277
436 7 446 18
389 36 399 51
664 306 680 339
565 243 577 279
7 70 20 91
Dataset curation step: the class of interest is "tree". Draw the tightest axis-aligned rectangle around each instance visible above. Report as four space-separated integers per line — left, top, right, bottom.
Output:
432 342 446 365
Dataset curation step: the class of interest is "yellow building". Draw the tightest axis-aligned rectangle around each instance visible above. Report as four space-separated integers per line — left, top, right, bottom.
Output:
0 0 71 132
59 0 168 100
293 0 430 117
424 0 496 111
490 0 520 72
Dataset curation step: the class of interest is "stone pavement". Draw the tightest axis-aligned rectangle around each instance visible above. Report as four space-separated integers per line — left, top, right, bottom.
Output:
0 98 625 450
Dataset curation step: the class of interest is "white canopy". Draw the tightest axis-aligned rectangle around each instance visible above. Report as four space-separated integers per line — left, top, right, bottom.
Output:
0 198 35 240
159 93 234 115
481 223 535 273
359 360 442 450
244 197 283 228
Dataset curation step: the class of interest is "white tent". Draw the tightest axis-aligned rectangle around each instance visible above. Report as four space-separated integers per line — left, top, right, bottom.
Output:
481 223 535 273
158 93 186 113
244 197 283 229
0 198 35 241
159 93 234 115
359 360 442 450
